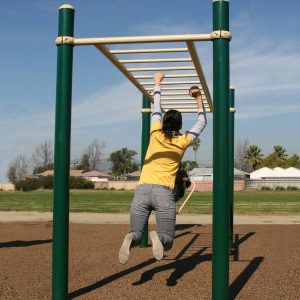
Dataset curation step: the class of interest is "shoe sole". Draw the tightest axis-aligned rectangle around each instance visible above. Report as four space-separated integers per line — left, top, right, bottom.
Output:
149 231 164 260
119 233 133 264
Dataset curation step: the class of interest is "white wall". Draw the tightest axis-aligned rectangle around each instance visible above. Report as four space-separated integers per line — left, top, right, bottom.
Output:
0 183 15 191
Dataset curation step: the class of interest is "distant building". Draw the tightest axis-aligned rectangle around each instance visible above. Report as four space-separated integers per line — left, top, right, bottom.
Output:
0 182 15 191
40 169 85 177
189 168 213 181
126 171 141 180
188 167 249 181
234 168 250 180
81 170 111 182
40 169 111 182
250 167 300 181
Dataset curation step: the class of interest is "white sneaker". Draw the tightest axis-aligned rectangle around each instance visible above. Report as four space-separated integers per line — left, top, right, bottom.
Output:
119 233 133 264
149 231 164 260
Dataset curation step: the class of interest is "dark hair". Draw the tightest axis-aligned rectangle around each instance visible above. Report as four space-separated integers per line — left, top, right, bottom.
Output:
162 110 182 139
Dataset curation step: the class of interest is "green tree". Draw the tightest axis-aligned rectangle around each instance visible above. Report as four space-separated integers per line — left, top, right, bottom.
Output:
258 153 283 169
258 147 300 169
109 148 138 176
191 138 200 163
286 154 300 168
244 145 263 171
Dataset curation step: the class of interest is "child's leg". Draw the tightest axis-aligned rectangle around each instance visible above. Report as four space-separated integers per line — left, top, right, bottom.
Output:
129 184 152 246
119 185 151 264
152 186 176 250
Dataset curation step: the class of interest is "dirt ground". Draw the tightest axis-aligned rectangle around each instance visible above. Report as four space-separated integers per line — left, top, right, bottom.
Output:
0 221 300 299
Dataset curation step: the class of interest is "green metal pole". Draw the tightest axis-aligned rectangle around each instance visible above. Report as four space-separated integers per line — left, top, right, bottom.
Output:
140 95 151 247
212 1 230 300
229 87 235 249
52 4 74 300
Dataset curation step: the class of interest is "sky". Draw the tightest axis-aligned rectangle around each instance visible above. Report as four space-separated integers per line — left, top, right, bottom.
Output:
1 0 300 181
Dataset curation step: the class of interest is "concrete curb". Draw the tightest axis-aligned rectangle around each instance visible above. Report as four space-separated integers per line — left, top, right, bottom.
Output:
0 211 300 224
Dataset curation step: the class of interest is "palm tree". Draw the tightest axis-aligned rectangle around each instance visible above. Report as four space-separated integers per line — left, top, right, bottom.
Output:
192 138 201 163
273 145 288 159
244 145 263 171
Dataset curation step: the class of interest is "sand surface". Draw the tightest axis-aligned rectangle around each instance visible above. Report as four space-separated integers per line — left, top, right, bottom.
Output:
1 219 300 299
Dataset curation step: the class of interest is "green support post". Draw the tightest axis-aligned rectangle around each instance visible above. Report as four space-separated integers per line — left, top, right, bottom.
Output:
140 95 151 248
52 4 74 300
212 1 230 300
229 87 235 248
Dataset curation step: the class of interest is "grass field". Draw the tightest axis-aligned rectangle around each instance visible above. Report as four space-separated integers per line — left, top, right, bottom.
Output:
0 190 300 214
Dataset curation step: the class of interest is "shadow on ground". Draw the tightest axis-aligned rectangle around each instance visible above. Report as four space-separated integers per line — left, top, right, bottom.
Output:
175 224 202 231
230 256 264 299
69 228 263 299
0 239 52 248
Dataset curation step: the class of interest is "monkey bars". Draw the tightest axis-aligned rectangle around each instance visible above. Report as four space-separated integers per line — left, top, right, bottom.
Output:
94 40 209 112
54 23 231 113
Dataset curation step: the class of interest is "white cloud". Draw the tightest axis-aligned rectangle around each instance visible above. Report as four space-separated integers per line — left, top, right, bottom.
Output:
0 81 141 180
132 17 203 35
236 103 300 119
228 8 300 118
72 81 140 129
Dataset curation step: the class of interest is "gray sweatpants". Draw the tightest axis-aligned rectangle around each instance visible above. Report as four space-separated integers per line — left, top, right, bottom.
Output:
130 184 176 250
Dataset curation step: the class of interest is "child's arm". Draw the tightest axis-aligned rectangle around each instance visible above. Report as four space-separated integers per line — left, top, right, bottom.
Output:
151 72 165 124
188 86 207 140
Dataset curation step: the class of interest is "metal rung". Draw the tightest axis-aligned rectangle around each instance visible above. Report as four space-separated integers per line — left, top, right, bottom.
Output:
162 101 197 104
158 92 189 95
145 86 197 91
94 44 155 106
162 101 210 107
120 58 192 64
163 107 211 113
150 91 205 96
110 48 189 54
162 102 210 106
161 97 194 100
162 105 198 109
134 74 198 79
167 108 201 113
73 33 213 45
127 66 195 72
160 93 206 97
141 80 200 85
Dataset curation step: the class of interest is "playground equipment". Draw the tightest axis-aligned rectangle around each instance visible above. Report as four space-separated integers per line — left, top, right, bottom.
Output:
53 1 234 299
